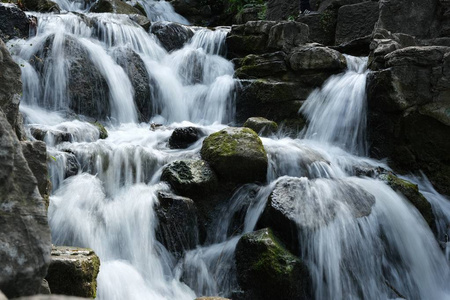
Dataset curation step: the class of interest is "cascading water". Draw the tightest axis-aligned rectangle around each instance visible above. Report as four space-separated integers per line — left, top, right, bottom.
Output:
7 1 450 299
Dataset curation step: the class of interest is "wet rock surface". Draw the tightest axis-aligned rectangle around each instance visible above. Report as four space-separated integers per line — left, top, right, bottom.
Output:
45 246 100 298
151 22 194 52
0 4 31 42
168 126 204 149
243 117 278 136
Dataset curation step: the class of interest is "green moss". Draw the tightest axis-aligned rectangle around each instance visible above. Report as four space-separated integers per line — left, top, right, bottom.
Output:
92 121 108 139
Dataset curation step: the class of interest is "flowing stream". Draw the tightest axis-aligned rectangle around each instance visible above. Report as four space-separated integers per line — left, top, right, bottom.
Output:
7 1 450 299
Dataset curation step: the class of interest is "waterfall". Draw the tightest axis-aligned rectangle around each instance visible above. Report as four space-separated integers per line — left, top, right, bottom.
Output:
7 1 450 299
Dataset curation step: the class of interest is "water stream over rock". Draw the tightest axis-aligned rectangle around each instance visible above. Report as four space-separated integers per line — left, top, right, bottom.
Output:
7 1 450 299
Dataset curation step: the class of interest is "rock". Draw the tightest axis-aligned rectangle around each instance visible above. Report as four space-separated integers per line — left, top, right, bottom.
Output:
40 279 51 294
113 47 152 121
288 45 347 71
234 51 288 79
243 117 278 136
168 126 204 149
195 298 230 300
375 0 440 39
45 246 100 298
266 0 299 21
22 0 60 12
0 39 22 137
379 173 436 232
128 14 151 31
13 295 88 299
0 4 30 42
235 4 266 24
161 159 218 197
155 192 199 256
30 127 72 144
150 22 194 52
89 0 143 15
92 121 108 139
63 152 80 179
267 21 309 52
0 111 51 298
169 0 224 26
257 177 375 254
335 1 379 46
235 228 312 300
201 127 268 183
298 13 334 45
20 140 51 209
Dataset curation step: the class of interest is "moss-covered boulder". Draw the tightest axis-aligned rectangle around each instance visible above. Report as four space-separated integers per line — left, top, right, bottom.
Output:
243 117 278 136
161 159 218 197
22 0 60 12
235 228 311 300
379 172 436 231
90 0 143 15
92 121 108 139
200 127 268 183
45 246 100 298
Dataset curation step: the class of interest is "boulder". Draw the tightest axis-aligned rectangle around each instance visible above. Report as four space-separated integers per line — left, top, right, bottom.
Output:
298 13 334 45
20 140 51 208
155 192 199 256
161 159 218 197
266 0 299 21
379 173 436 231
267 21 309 52
13 295 89 299
30 127 72 144
235 4 266 24
128 14 151 31
89 0 143 15
257 177 375 254
0 4 30 42
235 228 312 300
0 39 22 137
200 127 268 183
335 1 379 46
0 111 51 298
169 0 225 26
22 0 60 13
150 22 194 52
243 117 278 136
234 51 288 79
45 246 100 298
288 45 347 71
40 279 51 294
113 47 152 121
168 126 204 149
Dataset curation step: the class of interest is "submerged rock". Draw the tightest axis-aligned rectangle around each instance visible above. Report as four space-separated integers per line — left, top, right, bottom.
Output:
45 246 100 298
155 192 199 256
235 228 312 300
168 126 204 149
161 159 218 197
257 176 375 254
243 117 278 136
150 22 194 52
201 127 268 183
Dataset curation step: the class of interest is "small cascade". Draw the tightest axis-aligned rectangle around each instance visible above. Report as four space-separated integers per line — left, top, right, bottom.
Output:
134 0 189 24
300 56 369 156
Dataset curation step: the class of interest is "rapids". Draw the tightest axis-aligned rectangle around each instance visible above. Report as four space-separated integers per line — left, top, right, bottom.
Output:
7 1 450 299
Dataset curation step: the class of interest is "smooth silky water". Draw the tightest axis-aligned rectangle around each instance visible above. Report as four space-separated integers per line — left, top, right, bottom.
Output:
8 1 450 299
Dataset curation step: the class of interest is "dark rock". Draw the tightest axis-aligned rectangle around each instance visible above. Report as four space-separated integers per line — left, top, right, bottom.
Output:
0 111 51 298
155 192 199 256
235 5 266 24
168 126 204 149
257 177 375 254
298 13 334 45
267 21 309 52
12 296 88 300
29 127 72 144
288 45 347 71
235 228 312 300
234 51 288 79
128 14 151 31
39 279 51 295
20 140 51 209
169 0 224 26
150 22 194 52
64 152 80 179
335 1 379 45
45 246 100 298
161 159 218 197
379 172 436 232
266 0 299 21
0 39 22 137
201 127 268 183
0 4 30 42
243 117 278 136
90 0 143 15
113 47 152 121
22 0 60 12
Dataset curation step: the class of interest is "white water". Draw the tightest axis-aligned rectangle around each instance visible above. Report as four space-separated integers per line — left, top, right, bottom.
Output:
8 1 450 299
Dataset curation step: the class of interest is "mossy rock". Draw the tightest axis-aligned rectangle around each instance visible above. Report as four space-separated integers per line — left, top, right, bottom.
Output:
161 159 218 197
379 172 436 232
200 127 268 183
92 121 108 139
243 117 278 136
45 246 100 298
235 228 312 300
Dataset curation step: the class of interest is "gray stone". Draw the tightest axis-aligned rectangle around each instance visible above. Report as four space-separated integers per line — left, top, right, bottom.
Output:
128 14 151 31
22 0 60 12
39 279 51 295
13 296 88 299
288 45 347 71
335 1 379 45
235 5 265 24
45 246 100 298
0 4 30 42
90 0 143 15
243 117 278 136
267 21 309 52
150 22 194 52
234 52 288 79
266 0 299 21
200 127 268 183
161 159 218 197
0 111 51 298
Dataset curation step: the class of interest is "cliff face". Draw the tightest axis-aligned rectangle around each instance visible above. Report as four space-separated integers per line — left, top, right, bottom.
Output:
0 39 52 298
